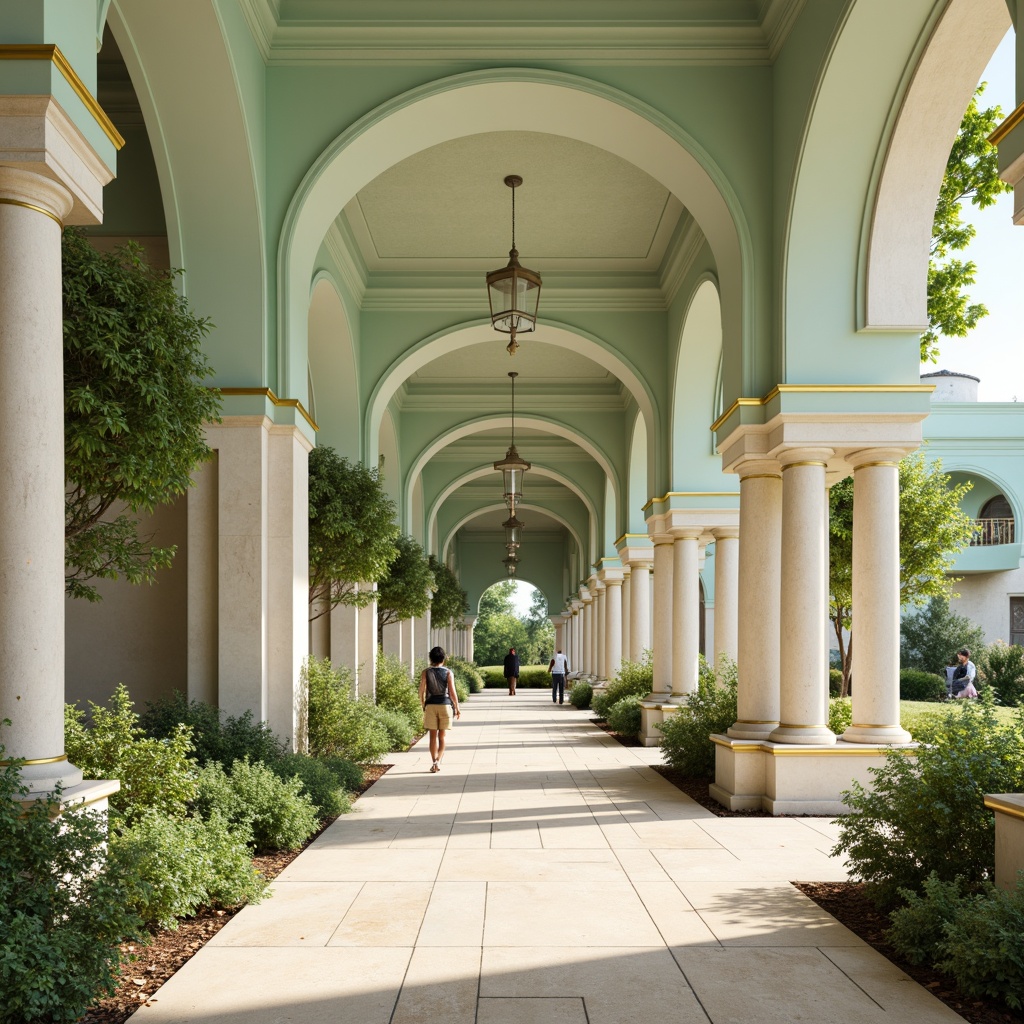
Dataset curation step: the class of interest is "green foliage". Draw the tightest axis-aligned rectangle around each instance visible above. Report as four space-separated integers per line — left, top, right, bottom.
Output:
899 669 947 702
607 695 643 737
828 697 853 736
657 657 738 778
317 756 365 794
521 588 555 665
923 85 1011 362
979 641 1024 706
308 446 399 619
428 555 470 627
112 809 264 930
901 596 986 676
193 759 320 852
64 684 196 825
376 535 435 635
376 652 423 732
833 697 1024 908
886 873 972 967
569 680 593 710
62 228 221 601
270 753 353 820
140 690 286 768
303 657 391 763
473 581 553 666
481 665 552 687
828 669 843 697
592 651 653 719
449 656 484 693
1 742 145 1024
375 707 416 751
830 453 975 691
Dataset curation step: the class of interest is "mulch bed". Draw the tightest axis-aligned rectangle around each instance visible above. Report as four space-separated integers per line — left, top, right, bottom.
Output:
595 721 1022 1023
79 763 393 1024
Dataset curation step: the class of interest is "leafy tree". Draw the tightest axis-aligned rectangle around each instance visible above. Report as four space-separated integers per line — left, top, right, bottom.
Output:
308 446 399 620
829 451 974 693
473 581 529 666
376 535 435 639
923 84 1011 362
427 555 469 628
900 596 986 676
522 587 555 664
63 228 221 600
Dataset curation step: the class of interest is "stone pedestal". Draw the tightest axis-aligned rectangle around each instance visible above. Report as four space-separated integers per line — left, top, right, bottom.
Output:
986 794 1024 891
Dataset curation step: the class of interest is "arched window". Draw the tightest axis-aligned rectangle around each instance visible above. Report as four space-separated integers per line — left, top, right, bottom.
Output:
973 494 1015 546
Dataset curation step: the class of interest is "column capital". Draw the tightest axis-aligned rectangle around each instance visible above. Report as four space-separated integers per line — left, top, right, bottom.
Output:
735 458 783 480
711 525 740 541
579 587 592 604
570 599 583 612
598 567 625 586
847 446 911 469
778 447 834 469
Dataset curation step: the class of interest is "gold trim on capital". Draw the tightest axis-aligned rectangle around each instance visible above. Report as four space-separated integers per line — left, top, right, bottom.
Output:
985 796 1024 822
0 753 67 766
710 383 936 433
641 490 738 512
219 387 319 433
0 44 125 150
0 196 63 228
780 461 827 471
739 473 781 482
853 461 899 469
990 100 1024 146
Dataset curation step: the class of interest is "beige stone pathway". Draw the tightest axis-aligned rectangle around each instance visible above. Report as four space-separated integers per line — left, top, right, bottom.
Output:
131 691 963 1024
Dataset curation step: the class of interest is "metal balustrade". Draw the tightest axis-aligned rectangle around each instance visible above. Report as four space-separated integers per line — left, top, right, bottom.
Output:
970 518 1015 546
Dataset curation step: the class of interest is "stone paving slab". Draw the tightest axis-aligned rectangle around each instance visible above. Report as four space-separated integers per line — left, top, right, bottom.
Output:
130 691 961 1024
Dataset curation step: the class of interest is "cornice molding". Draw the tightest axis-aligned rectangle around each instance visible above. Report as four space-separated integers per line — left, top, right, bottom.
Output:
659 211 706 304
360 286 665 312
759 0 807 61
324 221 368 305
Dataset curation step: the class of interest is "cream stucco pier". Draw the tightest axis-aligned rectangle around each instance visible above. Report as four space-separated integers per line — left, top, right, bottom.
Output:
129 692 963 1024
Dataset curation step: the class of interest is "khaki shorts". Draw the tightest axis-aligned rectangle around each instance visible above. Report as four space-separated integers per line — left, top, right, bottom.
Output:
423 704 452 730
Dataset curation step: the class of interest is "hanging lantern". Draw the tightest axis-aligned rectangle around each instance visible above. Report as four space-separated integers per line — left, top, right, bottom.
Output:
503 512 525 550
493 371 530 508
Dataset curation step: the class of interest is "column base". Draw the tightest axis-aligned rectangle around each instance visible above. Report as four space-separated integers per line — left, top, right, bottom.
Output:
711 735 918 816
841 724 912 745
638 700 679 746
767 724 837 745
726 720 778 741
13 777 120 813
14 758 84 794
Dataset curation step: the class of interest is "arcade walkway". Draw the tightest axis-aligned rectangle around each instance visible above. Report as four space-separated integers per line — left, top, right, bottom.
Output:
131 691 962 1024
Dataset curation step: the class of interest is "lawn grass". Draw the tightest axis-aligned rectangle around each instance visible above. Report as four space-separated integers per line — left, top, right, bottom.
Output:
900 698 1018 737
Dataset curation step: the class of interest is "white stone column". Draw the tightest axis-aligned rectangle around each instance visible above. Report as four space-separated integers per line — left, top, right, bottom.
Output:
463 616 477 662
591 579 606 679
671 530 703 700
357 584 378 698
552 614 566 655
330 597 359 690
0 168 81 792
769 450 836 745
571 600 583 673
621 569 632 665
712 527 739 676
628 556 652 662
580 588 593 674
382 621 403 661
729 463 783 739
602 574 624 681
843 451 912 744
650 536 674 699
188 454 219 706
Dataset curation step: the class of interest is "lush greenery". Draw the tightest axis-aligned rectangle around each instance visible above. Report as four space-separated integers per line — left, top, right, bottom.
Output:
428 554 470 631
898 669 947 702
62 228 221 602
449 656 485 693
303 656 391 763
1 739 145 1024
829 452 974 694
657 657 736 778
979 640 1024 706
376 651 424 739
888 874 1024 1011
308 446 398 620
473 581 554 666
832 696 1024 909
591 651 654 720
569 680 593 710
900 596 986 676
923 84 1011 363
480 665 552 687
376 535 435 638
606 694 643 737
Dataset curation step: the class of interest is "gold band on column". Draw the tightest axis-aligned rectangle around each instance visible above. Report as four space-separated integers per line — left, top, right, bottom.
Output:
740 473 782 481
781 461 827 471
777 722 828 729
0 753 68 766
0 197 64 229
853 461 899 469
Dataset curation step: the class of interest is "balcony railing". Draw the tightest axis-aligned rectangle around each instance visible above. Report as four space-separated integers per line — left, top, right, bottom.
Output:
970 518 1015 547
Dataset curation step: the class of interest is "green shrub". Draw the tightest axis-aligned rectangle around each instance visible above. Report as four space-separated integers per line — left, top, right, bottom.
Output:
980 640 1024 706
886 873 971 966
828 697 853 736
1 744 145 1024
193 759 320 852
270 753 352 819
900 596 985 675
317 755 365 793
828 668 843 697
657 657 737 778
607 694 643 737
65 684 197 825
375 706 415 752
449 656 484 693
303 656 391 763
592 651 653 719
453 674 470 703
140 691 286 768
569 680 593 710
899 669 946 702
376 652 423 730
481 665 551 687
832 695 1024 908
112 809 264 930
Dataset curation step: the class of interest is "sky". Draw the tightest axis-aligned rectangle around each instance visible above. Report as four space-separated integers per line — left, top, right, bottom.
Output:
932 30 1024 401
510 580 540 616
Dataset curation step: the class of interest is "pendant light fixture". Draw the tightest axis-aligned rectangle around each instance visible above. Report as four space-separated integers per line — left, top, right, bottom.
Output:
486 175 542 356
502 551 519 577
493 371 530 509
502 512 525 550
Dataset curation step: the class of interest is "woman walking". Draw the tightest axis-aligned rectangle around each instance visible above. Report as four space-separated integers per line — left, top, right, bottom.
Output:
503 647 521 696
419 646 461 772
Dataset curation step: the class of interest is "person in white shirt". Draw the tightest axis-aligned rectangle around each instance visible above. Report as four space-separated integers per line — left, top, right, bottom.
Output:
952 647 978 698
548 649 570 705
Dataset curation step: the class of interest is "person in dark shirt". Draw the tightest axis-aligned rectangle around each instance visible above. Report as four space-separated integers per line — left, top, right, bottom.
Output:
418 645 461 772
503 647 521 696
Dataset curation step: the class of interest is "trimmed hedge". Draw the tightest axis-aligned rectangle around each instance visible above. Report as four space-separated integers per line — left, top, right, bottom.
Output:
480 665 552 687
899 668 947 702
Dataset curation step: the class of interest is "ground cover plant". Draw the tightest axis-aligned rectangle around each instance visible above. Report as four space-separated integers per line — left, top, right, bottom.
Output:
591 651 653 719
